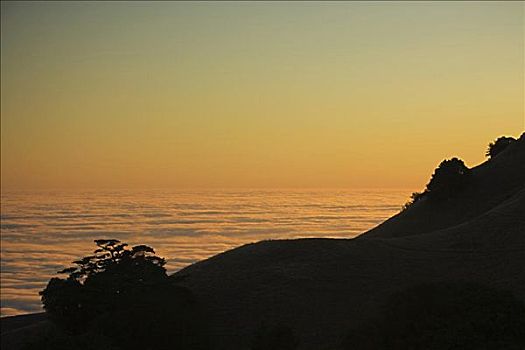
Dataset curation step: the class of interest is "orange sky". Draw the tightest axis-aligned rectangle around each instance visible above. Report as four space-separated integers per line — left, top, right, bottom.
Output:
1 2 524 190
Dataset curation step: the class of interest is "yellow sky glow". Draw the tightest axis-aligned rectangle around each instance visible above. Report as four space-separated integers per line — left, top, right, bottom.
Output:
1 1 524 190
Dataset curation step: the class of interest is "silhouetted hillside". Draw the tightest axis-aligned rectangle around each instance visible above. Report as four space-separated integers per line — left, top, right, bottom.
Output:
175 194 524 349
173 134 525 349
363 133 525 238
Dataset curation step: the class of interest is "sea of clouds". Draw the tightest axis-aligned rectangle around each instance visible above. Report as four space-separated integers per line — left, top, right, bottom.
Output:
0 189 408 316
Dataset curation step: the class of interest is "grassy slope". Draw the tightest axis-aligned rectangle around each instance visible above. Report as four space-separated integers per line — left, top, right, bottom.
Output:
363 134 525 238
176 135 525 350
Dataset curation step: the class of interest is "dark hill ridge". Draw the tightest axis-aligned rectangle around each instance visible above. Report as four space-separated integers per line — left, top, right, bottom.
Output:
392 184 525 251
363 133 525 239
175 134 525 349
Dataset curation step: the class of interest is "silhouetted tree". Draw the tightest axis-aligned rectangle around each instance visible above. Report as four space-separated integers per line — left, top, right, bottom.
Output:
342 282 525 350
39 277 87 333
486 136 516 159
41 239 167 331
401 158 471 211
424 158 470 200
39 239 208 350
251 323 299 350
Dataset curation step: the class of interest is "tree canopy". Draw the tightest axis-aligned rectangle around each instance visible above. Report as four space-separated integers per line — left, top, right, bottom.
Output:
38 239 208 350
486 136 516 159
401 157 471 210
424 157 470 200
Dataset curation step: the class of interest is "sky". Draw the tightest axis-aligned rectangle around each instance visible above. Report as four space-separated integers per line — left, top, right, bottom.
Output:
1 1 524 190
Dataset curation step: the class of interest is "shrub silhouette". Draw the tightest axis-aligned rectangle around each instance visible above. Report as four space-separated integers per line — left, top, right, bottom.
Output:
251 323 299 350
401 158 471 210
424 157 470 200
486 136 516 159
39 239 208 350
38 277 87 333
401 191 424 211
342 282 525 350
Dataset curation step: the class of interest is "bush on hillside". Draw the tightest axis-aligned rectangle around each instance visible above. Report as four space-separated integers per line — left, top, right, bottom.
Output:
401 158 470 210
342 281 525 350
486 136 516 159
424 157 470 200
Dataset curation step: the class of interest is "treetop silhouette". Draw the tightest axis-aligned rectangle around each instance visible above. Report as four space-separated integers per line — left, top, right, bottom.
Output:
486 136 516 159
38 239 208 350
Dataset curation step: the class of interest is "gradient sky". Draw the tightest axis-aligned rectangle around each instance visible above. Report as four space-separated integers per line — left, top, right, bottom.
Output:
1 1 524 190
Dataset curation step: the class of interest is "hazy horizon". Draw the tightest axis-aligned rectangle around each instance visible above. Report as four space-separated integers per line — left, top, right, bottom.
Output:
2 1 523 191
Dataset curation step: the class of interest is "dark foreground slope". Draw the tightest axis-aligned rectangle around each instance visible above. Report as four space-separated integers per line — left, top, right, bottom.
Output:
177 198 524 349
176 136 525 350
